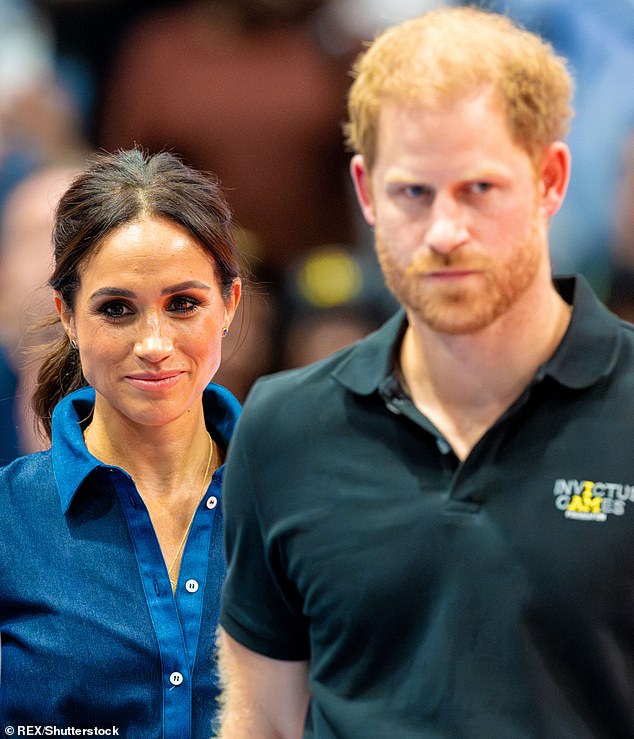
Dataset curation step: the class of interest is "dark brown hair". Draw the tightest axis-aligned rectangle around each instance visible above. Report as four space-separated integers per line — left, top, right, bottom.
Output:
33 146 241 438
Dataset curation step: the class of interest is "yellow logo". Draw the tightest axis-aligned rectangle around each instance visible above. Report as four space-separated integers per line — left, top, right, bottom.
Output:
553 479 632 521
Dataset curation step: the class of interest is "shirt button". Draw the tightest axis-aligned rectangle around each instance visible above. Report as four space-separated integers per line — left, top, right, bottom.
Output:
185 579 199 593
206 496 218 509
169 671 184 686
436 438 451 455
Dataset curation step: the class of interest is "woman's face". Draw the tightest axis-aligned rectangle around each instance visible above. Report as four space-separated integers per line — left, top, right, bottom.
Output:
57 216 240 431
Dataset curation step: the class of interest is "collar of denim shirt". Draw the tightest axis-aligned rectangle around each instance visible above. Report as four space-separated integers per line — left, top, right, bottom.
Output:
51 383 241 514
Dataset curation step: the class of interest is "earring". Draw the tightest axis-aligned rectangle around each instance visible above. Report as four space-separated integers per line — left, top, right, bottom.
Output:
70 338 78 350
221 327 229 337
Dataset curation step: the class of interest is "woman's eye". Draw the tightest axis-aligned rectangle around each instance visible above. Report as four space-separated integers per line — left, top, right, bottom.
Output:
98 301 133 320
168 296 199 314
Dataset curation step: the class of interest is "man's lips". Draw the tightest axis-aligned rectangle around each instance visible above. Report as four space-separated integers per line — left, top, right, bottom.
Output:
405 255 488 279
425 268 481 278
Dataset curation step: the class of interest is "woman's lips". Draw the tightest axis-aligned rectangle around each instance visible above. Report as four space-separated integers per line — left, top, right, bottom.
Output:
125 372 184 391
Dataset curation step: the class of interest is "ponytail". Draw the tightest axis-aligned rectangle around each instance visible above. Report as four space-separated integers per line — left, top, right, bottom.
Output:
32 319 87 440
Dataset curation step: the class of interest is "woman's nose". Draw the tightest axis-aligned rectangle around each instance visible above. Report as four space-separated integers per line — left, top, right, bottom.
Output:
134 317 174 362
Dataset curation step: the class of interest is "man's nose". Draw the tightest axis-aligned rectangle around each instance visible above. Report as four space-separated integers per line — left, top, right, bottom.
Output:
425 195 469 254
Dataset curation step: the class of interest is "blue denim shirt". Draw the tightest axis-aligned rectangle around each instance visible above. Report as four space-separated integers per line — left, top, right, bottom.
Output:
0 347 19 465
0 383 240 737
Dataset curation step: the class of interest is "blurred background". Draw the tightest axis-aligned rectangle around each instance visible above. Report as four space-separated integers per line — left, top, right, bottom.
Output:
0 0 632 462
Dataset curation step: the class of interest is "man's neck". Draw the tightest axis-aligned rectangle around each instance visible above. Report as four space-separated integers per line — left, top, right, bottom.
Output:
400 283 572 460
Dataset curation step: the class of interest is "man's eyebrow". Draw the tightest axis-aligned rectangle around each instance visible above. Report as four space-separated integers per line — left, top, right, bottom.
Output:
384 164 510 184
384 169 425 184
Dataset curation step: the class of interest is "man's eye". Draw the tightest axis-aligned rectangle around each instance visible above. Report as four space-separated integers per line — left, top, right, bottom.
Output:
404 184 433 199
470 181 493 194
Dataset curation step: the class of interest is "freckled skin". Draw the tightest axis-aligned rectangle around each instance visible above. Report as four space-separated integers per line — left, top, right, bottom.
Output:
58 216 239 432
355 93 548 335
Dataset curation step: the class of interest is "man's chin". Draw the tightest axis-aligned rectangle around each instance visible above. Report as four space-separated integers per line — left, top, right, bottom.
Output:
409 301 503 335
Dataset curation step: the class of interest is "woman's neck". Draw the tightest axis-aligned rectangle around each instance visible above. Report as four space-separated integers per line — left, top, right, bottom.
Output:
83 404 212 502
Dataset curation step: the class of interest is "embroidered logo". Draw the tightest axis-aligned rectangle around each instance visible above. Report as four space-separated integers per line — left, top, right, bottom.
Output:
553 479 633 521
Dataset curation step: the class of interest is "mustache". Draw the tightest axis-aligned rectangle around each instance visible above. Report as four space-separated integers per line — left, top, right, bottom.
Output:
404 250 491 277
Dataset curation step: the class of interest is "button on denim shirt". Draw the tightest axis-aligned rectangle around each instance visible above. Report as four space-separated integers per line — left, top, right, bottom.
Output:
0 384 240 737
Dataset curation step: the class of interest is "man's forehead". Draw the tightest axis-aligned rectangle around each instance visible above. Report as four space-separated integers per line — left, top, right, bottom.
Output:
377 87 502 124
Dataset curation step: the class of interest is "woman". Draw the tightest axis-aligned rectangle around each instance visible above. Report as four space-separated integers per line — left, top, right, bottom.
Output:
0 147 242 736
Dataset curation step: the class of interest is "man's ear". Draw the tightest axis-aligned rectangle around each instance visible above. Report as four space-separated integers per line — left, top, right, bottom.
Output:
54 291 76 343
350 154 377 227
539 141 571 217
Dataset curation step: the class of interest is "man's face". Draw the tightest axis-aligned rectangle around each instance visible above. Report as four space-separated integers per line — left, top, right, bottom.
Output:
352 92 557 335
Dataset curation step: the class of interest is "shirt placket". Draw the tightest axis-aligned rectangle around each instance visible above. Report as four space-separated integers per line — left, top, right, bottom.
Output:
112 469 217 738
174 471 222 666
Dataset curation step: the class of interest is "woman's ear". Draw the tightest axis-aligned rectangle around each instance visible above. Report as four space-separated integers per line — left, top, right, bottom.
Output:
54 291 76 344
223 278 242 331
539 141 571 217
350 154 377 227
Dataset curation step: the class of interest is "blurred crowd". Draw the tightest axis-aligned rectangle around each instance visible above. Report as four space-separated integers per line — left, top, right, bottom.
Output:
1 0 633 463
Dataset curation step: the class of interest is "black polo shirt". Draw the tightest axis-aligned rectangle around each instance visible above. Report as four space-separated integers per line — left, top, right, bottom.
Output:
221 276 634 738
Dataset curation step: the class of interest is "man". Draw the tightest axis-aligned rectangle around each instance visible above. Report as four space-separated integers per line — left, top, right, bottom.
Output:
217 7 634 737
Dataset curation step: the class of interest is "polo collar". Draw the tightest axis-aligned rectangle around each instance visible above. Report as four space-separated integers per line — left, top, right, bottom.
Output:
539 275 621 388
332 275 622 396
52 383 241 515
332 309 406 395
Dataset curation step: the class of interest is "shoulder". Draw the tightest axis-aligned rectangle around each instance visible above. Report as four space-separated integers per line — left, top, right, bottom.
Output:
0 449 51 476
243 310 404 421
614 317 634 368
0 450 55 512
252 353 344 401
552 275 634 386
234 364 335 451
618 317 634 337
0 450 53 483
228 311 403 458
240 344 362 431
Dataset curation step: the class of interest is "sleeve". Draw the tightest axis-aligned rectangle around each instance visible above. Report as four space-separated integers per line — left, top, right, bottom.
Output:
219 396 310 661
